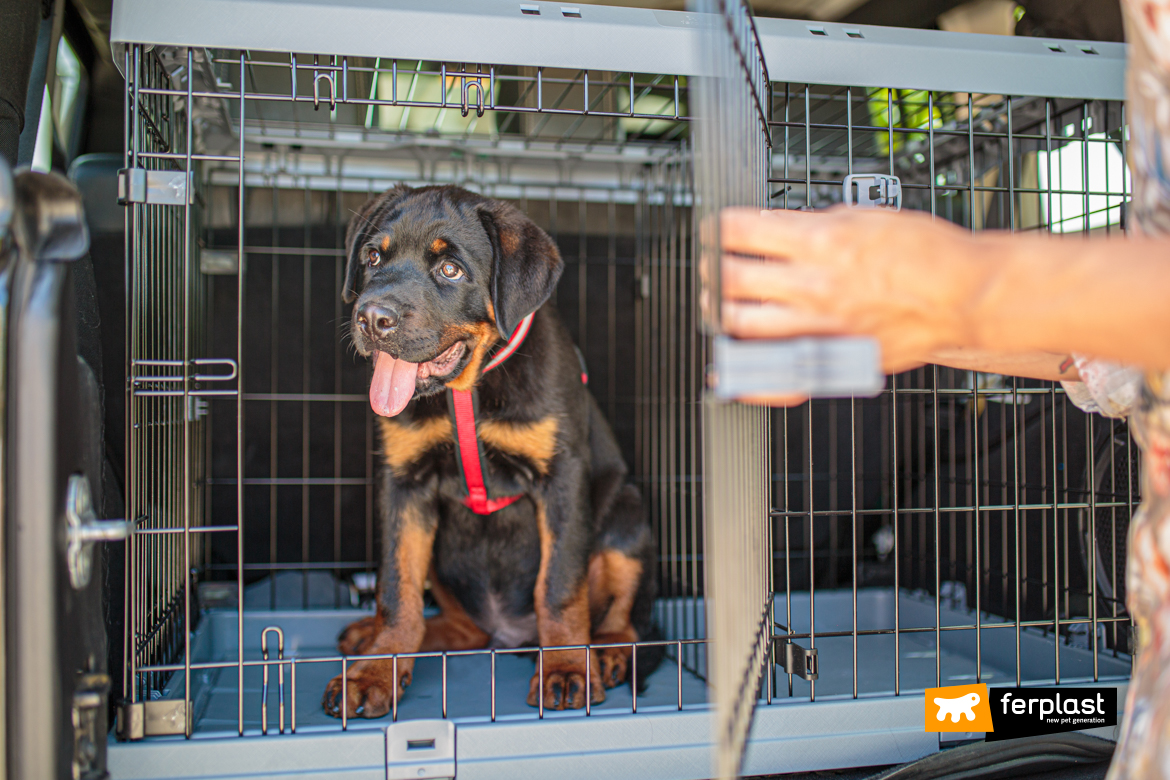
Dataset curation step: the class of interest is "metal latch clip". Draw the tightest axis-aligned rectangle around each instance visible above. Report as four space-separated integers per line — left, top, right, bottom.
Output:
843 173 901 211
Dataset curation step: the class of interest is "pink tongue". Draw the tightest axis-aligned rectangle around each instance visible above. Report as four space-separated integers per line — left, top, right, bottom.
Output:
370 351 420 417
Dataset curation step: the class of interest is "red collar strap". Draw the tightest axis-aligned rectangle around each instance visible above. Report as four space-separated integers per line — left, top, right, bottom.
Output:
448 312 535 515
483 312 535 373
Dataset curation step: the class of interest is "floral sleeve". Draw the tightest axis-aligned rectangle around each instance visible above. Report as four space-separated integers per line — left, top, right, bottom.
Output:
1123 0 1170 235
1059 355 1144 418
1099 5 1170 780
1056 1 1170 423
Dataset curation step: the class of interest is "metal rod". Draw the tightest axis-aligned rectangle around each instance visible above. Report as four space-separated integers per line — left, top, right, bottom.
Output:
632 643 638 714
1013 374 1022 685
585 645 592 716
128 40 141 709
182 46 194 739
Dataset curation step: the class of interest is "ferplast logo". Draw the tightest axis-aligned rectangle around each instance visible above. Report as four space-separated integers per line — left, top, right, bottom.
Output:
998 690 1106 720
985 687 1117 742
923 685 1118 740
924 683 994 732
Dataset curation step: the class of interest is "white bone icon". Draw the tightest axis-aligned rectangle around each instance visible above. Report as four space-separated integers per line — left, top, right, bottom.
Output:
934 692 981 722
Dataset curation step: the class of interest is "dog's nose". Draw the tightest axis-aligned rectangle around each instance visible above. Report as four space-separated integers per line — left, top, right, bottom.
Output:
356 303 400 339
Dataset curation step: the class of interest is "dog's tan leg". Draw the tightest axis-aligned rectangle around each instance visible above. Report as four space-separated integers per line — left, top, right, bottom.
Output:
527 502 605 710
323 504 434 719
588 549 643 688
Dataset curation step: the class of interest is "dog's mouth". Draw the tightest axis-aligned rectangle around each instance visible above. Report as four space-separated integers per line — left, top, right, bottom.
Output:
369 341 468 417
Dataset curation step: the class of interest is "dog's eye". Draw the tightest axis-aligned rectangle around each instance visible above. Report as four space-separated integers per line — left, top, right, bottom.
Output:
366 248 382 267
439 261 464 280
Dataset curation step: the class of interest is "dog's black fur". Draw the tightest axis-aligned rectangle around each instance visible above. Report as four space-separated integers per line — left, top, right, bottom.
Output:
322 185 660 718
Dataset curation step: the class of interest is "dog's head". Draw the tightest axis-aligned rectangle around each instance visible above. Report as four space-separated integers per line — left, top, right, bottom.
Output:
343 185 563 417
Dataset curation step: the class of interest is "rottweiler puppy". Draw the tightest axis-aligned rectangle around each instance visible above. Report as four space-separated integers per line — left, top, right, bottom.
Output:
322 184 658 717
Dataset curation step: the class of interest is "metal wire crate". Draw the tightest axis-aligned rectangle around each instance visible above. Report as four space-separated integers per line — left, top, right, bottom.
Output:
105 2 1134 779
767 85 1137 686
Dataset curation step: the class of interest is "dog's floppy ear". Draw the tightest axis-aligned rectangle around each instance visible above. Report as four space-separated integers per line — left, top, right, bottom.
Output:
342 184 413 304
478 201 563 339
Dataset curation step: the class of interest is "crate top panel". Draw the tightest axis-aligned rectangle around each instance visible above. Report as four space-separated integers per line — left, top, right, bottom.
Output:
110 0 1125 101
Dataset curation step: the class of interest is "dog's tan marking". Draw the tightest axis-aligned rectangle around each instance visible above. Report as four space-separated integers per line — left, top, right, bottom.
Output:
378 416 453 476
587 549 643 635
478 417 558 474
324 504 435 718
380 234 391 252
379 511 434 646
587 549 642 688
499 227 520 256
528 502 604 709
444 322 499 392
430 238 449 254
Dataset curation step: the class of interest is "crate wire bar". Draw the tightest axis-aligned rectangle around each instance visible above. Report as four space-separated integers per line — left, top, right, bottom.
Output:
768 84 1135 702
109 1 1135 778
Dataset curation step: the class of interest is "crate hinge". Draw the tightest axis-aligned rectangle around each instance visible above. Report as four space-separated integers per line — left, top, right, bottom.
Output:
773 639 819 682
118 168 194 205
116 700 187 741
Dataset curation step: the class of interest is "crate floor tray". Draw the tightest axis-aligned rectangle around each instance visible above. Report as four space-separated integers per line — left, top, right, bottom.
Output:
109 585 1129 780
172 607 709 734
771 588 1131 698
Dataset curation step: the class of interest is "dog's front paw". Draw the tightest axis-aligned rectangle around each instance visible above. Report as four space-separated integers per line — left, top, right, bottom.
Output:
594 636 634 688
526 652 606 710
322 660 412 719
337 615 380 655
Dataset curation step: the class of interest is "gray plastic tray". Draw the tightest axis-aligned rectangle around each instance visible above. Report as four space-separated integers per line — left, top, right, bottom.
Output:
108 584 1129 780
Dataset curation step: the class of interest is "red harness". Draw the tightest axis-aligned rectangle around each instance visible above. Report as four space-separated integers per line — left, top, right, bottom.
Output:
448 313 535 515
449 313 590 515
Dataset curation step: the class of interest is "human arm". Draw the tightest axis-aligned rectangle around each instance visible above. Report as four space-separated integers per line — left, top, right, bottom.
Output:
920 348 1080 382
720 206 1170 374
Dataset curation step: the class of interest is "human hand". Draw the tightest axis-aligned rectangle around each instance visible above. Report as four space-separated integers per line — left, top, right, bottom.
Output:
720 206 989 377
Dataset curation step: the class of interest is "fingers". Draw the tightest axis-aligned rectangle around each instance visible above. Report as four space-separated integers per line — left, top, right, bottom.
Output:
719 210 839 340
722 301 844 340
738 393 810 408
722 255 827 303
720 206 821 258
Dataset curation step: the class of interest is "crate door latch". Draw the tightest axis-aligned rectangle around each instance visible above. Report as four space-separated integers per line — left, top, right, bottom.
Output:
387 719 456 780
774 639 819 681
843 173 901 211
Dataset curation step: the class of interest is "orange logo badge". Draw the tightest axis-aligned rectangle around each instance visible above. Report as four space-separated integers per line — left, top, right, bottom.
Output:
924 683 995 732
